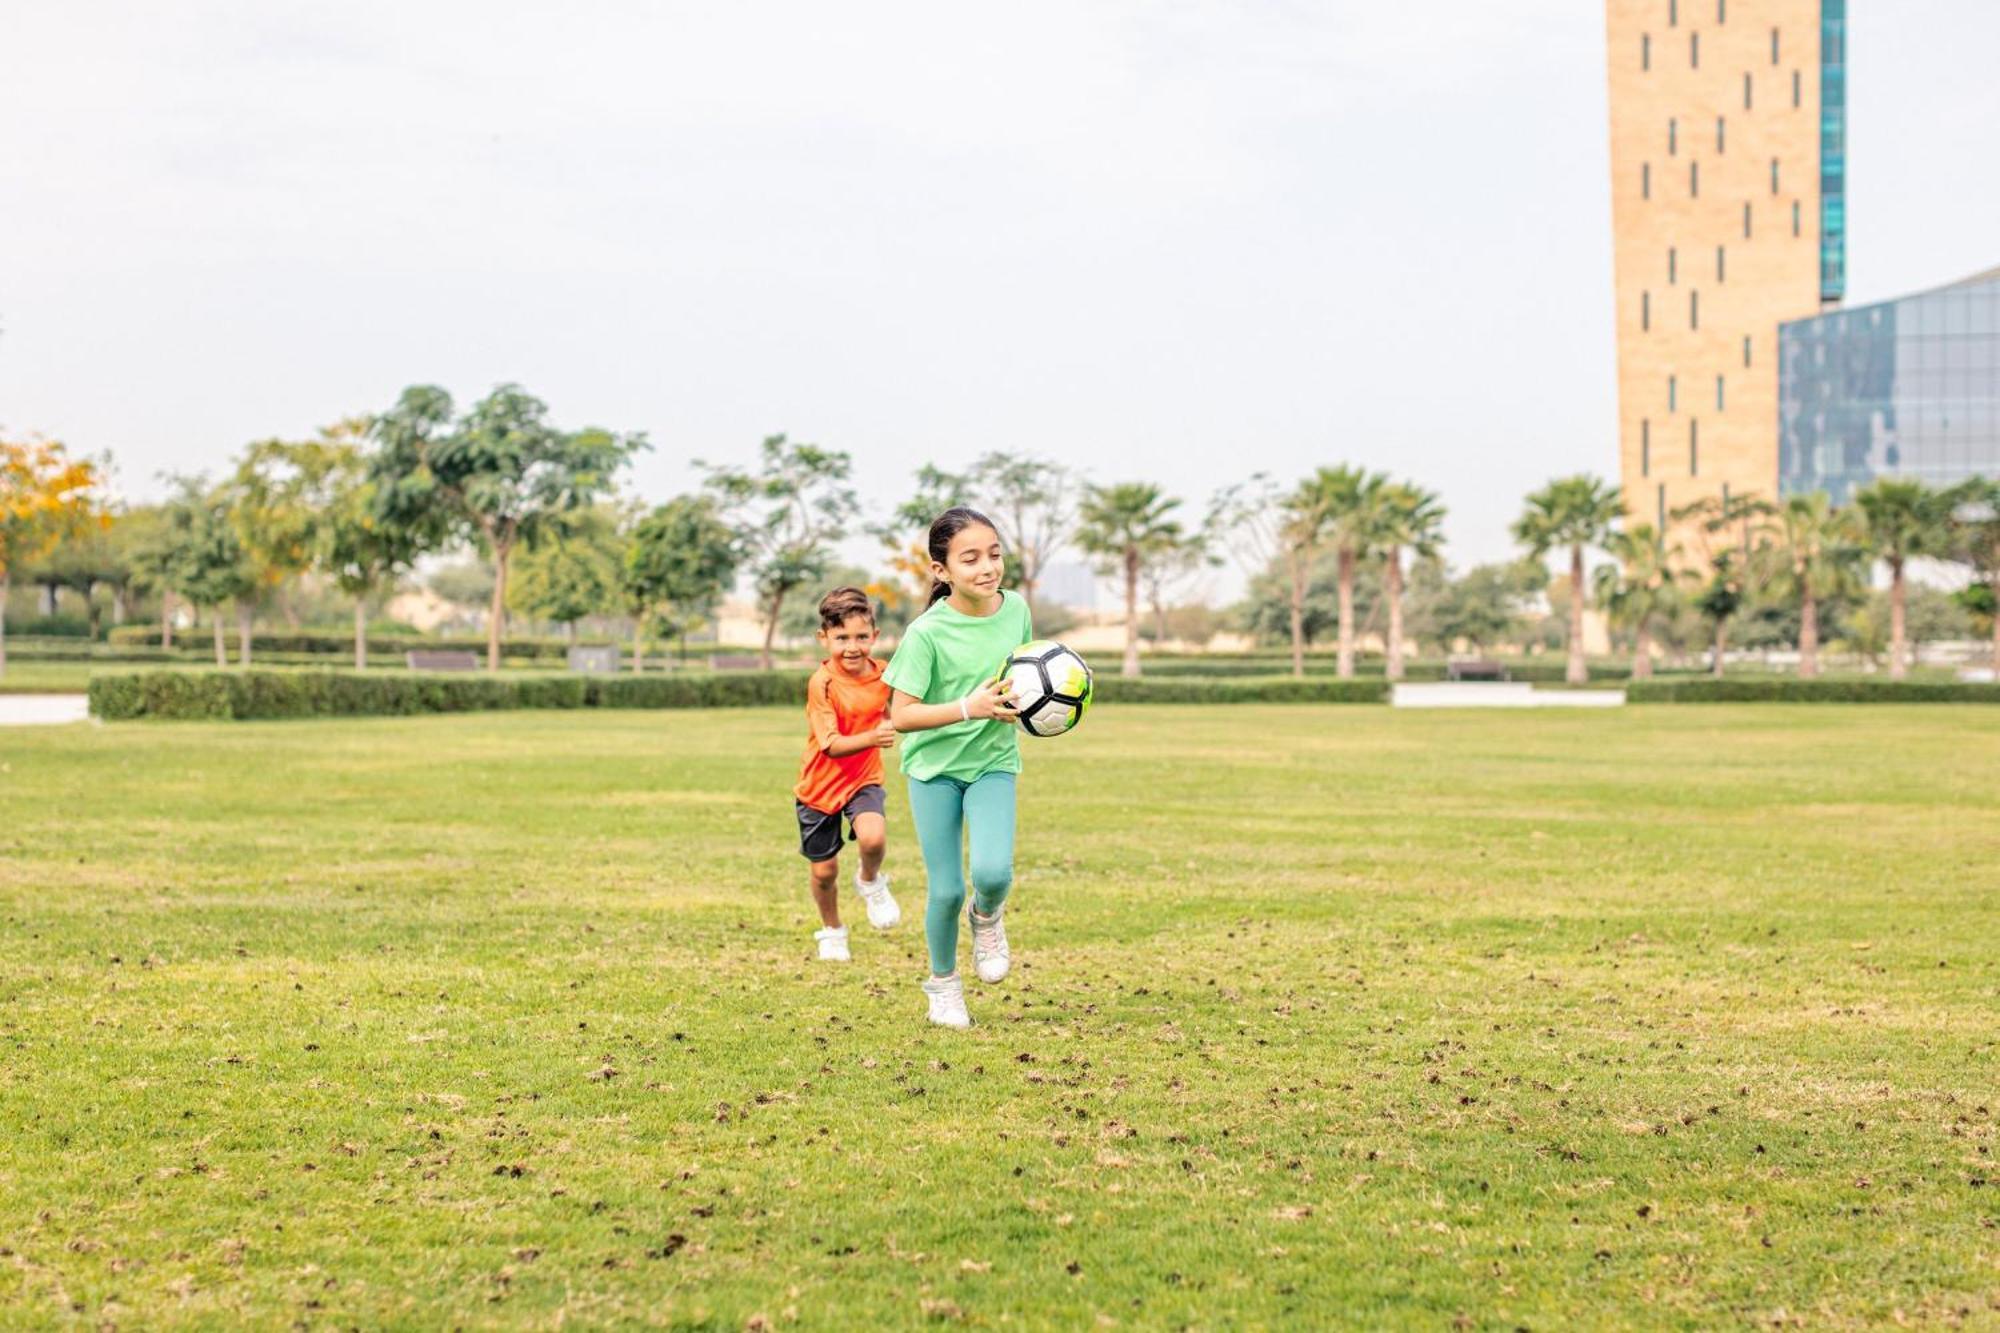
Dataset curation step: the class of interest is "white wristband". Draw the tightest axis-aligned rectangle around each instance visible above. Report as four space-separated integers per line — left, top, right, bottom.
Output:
959 695 971 722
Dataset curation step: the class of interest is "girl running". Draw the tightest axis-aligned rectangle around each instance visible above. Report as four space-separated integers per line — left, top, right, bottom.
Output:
883 507 1031 1029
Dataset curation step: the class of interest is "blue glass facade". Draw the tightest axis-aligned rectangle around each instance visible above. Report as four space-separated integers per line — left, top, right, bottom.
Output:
1779 269 2000 503
1819 0 1847 302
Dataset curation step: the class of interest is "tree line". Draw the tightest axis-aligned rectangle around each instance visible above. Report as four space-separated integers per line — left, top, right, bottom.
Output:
4 389 1997 681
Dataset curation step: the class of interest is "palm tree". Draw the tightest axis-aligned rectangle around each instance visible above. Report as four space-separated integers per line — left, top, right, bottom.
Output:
1375 482 1446 681
1512 476 1624 685
1275 476 1338 678
1673 491 1774 677
1075 482 1183 678
1853 478 1954 680
1593 524 1685 680
1947 477 2000 677
1762 493 1863 678
1311 466 1389 679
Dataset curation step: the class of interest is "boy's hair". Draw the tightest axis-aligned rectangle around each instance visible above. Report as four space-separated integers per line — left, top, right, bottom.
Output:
817 586 876 631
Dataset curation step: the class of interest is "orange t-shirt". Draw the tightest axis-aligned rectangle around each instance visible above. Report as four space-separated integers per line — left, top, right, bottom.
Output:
794 657 891 814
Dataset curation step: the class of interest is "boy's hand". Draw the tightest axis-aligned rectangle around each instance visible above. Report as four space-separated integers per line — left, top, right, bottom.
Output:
872 724 898 750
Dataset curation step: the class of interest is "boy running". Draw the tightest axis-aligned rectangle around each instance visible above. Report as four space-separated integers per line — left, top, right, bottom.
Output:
794 586 902 960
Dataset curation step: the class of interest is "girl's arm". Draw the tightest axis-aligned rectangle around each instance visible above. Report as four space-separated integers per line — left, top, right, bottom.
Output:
889 681 1018 734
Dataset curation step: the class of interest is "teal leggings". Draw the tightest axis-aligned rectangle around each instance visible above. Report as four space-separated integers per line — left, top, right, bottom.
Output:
906 772 1017 975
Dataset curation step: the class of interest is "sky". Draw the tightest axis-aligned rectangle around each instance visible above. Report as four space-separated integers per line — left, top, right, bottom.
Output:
3 1 1997 600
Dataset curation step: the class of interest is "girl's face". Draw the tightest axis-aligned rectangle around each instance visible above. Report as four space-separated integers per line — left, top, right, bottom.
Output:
934 522 1005 601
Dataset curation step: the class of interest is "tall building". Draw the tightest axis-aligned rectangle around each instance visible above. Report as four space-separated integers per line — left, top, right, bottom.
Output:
1605 0 1846 534
1780 266 2000 503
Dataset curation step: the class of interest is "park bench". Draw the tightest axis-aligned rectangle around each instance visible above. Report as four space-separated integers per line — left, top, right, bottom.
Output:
1446 659 1510 682
405 650 481 672
567 645 621 674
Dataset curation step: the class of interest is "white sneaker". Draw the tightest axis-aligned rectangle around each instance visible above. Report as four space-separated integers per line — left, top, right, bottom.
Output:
814 926 850 962
922 973 970 1028
856 872 901 929
969 905 1010 983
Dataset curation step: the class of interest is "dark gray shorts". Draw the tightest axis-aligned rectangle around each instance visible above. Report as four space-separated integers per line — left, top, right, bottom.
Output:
795 784 886 862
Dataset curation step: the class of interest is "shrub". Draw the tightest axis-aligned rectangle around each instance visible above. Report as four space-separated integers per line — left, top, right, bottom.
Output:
102 627 582 660
1091 676 1387 704
1626 678 2000 704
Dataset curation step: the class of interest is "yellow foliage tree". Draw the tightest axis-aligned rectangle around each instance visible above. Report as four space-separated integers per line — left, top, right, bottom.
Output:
1 436 103 677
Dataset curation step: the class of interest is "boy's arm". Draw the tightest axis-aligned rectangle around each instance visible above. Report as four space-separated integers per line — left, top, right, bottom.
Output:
824 728 894 756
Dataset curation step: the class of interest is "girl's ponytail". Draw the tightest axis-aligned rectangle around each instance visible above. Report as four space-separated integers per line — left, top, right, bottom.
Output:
925 506 997 608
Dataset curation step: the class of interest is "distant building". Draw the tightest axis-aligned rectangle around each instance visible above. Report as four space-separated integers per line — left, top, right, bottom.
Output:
1034 561 1098 613
1780 266 2000 503
1605 0 1847 531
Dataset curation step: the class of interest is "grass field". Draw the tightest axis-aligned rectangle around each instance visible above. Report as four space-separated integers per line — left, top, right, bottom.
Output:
2 706 1995 1329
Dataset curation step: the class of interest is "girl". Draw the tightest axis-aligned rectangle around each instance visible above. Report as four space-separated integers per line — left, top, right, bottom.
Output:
883 507 1032 1029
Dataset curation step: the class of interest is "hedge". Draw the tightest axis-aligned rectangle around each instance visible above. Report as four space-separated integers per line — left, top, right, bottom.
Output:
1626 678 2000 704
103 627 583 660
89 668 1390 720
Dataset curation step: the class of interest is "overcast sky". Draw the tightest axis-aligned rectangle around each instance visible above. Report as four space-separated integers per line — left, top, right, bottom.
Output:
3 1 1997 590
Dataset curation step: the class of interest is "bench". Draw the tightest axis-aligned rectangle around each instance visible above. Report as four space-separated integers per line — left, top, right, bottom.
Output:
1446 659 1510 682
567 645 621 675
406 650 481 672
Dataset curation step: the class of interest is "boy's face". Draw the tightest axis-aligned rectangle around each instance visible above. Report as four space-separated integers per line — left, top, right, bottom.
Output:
819 614 878 673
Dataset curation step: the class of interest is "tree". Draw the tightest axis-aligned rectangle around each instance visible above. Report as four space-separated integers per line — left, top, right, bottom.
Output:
1433 561 1544 655
1948 478 2000 676
228 429 364 662
319 423 426 670
623 495 741 670
1852 478 1954 681
969 452 1075 606
1210 474 1313 677
508 505 623 643
371 384 643 671
1593 524 1686 680
160 477 257 667
1140 526 1215 645
1512 475 1624 685
1075 482 1182 678
0 436 103 677
701 435 857 669
1374 482 1446 681
1311 466 1390 679
1671 491 1774 678
1761 492 1863 678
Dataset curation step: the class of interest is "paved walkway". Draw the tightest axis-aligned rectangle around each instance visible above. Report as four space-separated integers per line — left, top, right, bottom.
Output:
0 694 91 726
1391 682 1625 709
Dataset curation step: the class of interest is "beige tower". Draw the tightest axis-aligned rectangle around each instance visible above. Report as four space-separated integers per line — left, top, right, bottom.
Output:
1605 0 1845 539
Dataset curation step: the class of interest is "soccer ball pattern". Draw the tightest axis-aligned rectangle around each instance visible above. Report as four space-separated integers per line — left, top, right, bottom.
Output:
998 640 1093 738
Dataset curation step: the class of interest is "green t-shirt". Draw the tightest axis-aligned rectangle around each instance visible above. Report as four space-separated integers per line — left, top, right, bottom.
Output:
883 590 1034 783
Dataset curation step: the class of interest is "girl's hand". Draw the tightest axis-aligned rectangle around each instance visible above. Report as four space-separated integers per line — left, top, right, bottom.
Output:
872 724 899 749
963 678 1019 724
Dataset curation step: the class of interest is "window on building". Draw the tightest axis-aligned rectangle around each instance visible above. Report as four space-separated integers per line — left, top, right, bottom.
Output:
1792 200 1801 236
1717 0 1725 21
1691 31 1699 67
1643 33 1651 70
1770 26 1779 64
1743 72 1753 109
1668 375 1678 412
1690 419 1699 475
1668 118 1677 154
1669 0 1677 25
1657 483 1666 530
1690 289 1699 329
1691 160 1699 197
1743 335 1752 367
1770 158 1780 194
1642 420 1651 477
1716 245 1725 281
1642 290 1651 330
1716 375 1725 410
1668 247 1677 284
1742 202 1752 238
1716 116 1726 153
1792 69 1801 107
1642 162 1651 199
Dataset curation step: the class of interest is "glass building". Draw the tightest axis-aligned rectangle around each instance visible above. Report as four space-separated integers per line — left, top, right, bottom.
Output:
1778 266 2000 503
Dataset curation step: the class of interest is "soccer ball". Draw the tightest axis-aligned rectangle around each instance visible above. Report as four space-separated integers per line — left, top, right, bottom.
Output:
998 640 1093 738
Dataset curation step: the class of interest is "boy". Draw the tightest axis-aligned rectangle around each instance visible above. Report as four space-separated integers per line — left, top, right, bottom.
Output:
794 586 902 960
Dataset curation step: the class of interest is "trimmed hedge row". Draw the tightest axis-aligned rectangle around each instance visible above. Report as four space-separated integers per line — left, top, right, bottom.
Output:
1134 658 1638 683
1627 678 2000 703
89 667 1390 719
89 669 820 720
103 627 583 659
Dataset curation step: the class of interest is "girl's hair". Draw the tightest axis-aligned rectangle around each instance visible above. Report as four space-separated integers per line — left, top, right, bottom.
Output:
926 506 1000 607
817 586 875 630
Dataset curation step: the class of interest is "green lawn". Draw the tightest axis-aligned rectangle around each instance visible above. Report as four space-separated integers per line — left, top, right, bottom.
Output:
1 706 1994 1329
